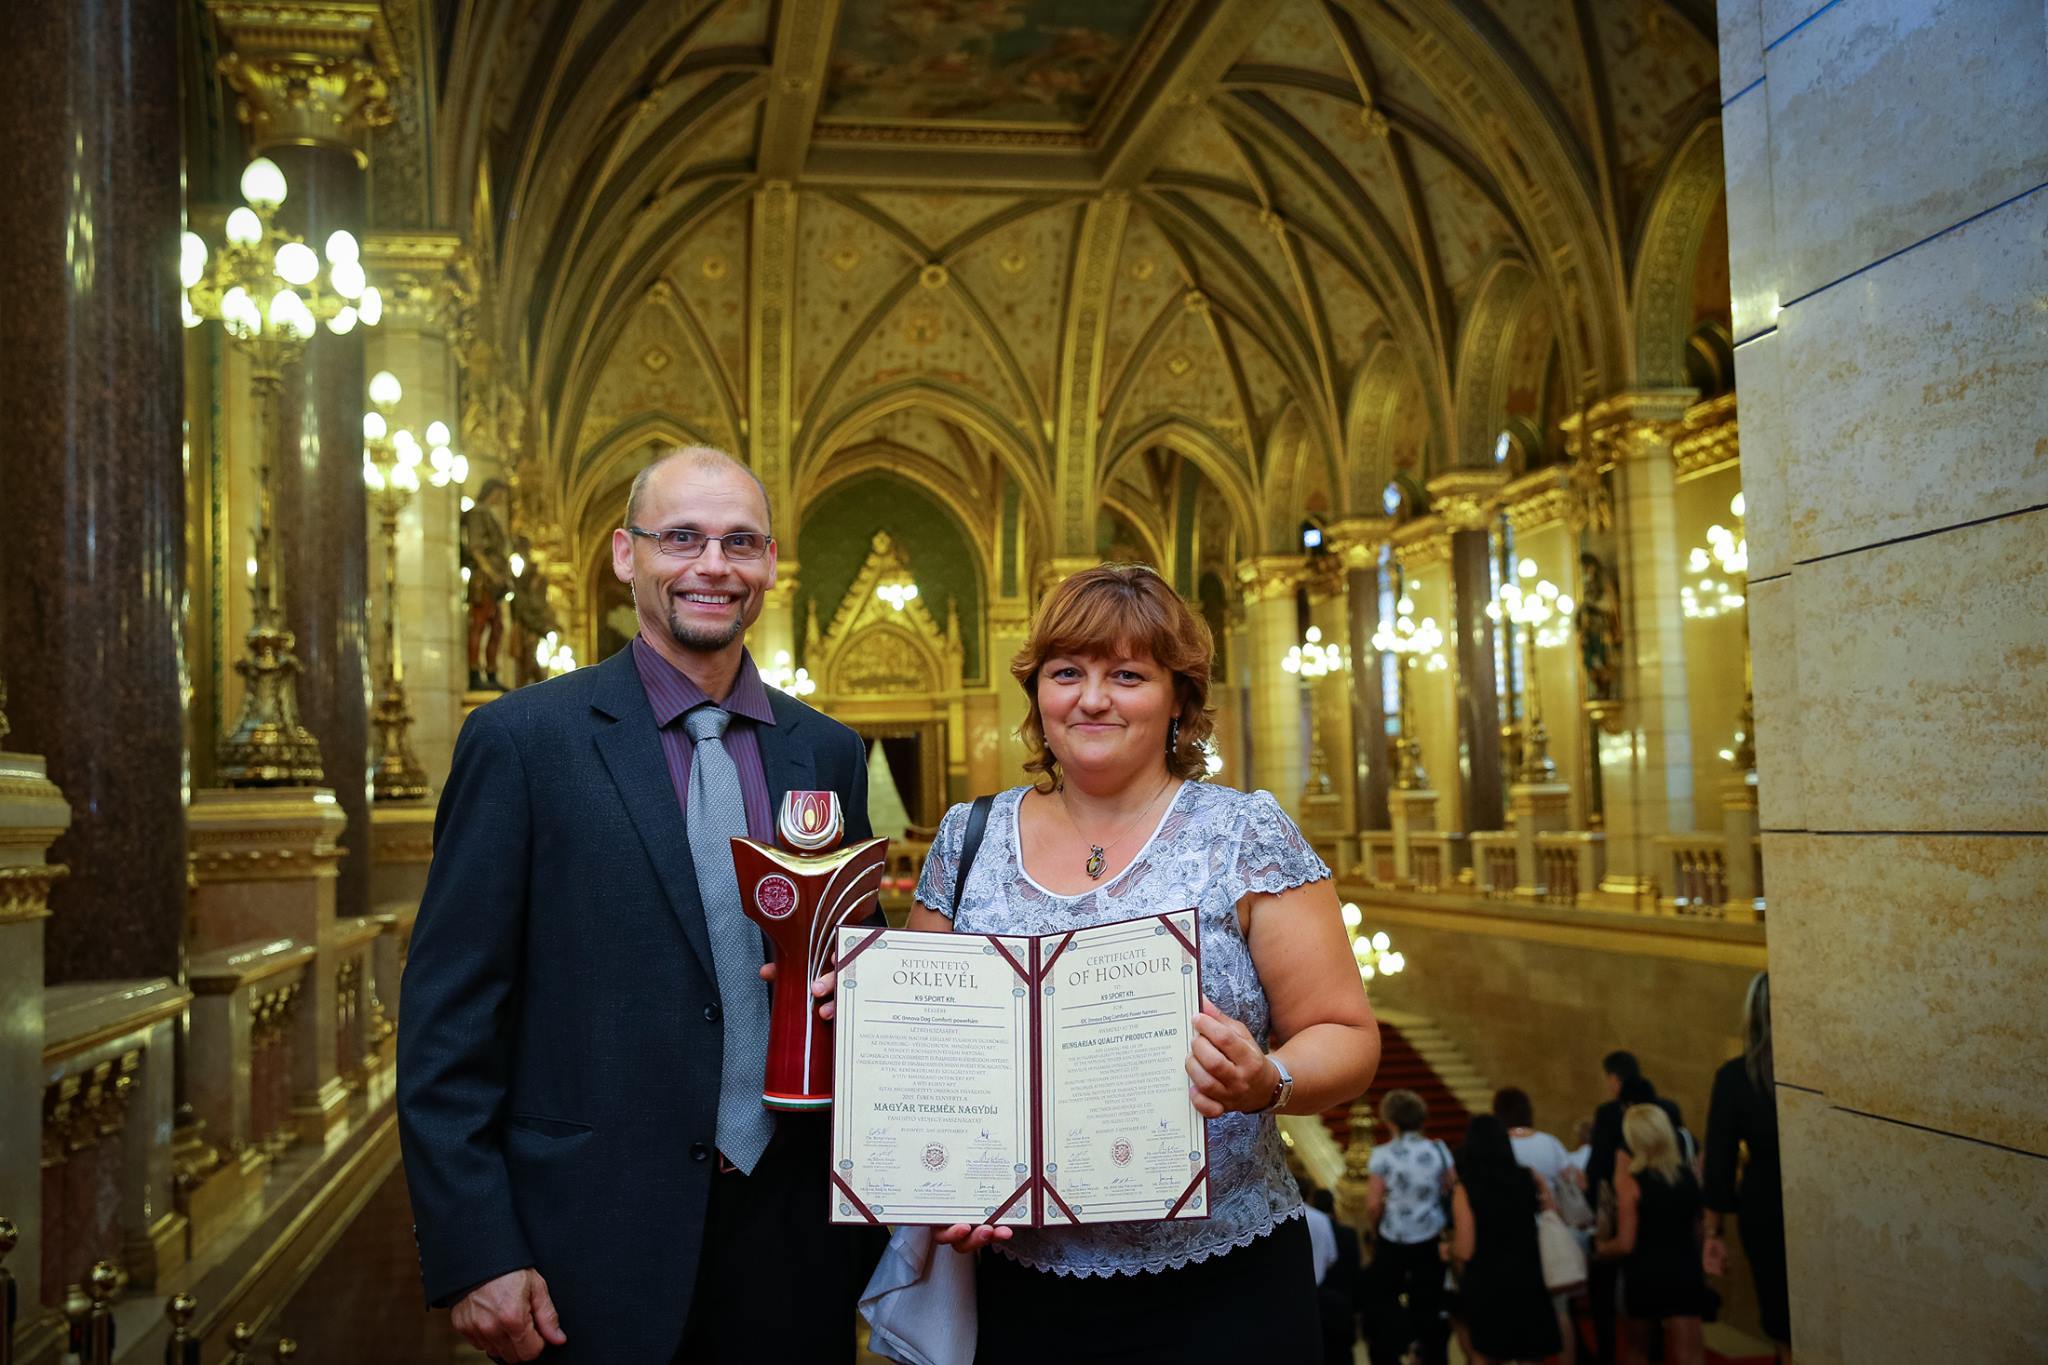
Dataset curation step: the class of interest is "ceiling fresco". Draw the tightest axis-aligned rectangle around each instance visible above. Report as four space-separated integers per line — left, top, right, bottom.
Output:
819 0 1170 128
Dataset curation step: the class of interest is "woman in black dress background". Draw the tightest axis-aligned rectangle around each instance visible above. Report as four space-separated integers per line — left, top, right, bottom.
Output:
1597 1105 1707 1365
1450 1115 1563 1364
1704 972 1790 1359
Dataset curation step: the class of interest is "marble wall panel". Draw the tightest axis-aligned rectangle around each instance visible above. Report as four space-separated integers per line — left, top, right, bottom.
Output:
1775 188 2048 564
1721 81 1778 342
1745 577 1802 831
1792 509 2048 832
1779 1087 2048 1364
1730 332 1790 580
1759 0 1829 48
1767 832 2048 1154
1763 0 2048 303
1718 0 1764 102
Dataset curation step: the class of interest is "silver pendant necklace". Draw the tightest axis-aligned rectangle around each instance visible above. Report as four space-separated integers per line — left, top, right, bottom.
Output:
1061 776 1174 880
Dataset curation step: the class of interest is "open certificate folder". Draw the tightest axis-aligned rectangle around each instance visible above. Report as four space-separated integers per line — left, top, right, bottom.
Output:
830 911 1208 1229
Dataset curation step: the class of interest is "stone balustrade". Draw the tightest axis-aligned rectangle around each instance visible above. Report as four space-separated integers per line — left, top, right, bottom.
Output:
1405 832 1466 892
1534 832 1604 906
1470 831 1519 899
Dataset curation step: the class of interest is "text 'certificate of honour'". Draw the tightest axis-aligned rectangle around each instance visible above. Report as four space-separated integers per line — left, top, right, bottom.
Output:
1038 912 1207 1226
831 929 1036 1227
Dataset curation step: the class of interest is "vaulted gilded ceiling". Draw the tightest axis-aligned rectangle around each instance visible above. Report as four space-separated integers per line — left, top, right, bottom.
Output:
433 0 1729 574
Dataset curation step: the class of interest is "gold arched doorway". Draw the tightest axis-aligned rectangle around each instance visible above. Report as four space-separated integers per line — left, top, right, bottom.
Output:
805 532 965 832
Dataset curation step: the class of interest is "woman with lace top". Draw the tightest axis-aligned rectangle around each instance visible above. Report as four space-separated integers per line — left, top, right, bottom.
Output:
904 563 1382 1363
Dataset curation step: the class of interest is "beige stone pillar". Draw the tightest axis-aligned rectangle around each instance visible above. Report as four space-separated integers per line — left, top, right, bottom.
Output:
1301 561 1354 857
366 232 466 791
369 801 435 911
1389 788 1439 886
988 596 1032 781
1719 774 1760 921
1235 556 1306 813
1329 517 1395 834
758 564 800 680
0 732 71 1320
187 788 350 1146
1567 392 1697 903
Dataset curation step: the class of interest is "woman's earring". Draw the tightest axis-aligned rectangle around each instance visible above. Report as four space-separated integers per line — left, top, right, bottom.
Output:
1167 717 1181 756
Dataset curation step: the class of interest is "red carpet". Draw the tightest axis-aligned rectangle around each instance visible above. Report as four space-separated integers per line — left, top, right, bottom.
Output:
1322 1019 1473 1147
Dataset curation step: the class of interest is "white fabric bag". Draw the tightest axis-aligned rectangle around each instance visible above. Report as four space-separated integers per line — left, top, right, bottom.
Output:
1536 1208 1588 1293
859 1224 978 1365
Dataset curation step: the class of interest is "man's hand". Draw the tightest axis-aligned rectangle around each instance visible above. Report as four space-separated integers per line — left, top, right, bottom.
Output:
450 1268 566 1362
758 960 837 1020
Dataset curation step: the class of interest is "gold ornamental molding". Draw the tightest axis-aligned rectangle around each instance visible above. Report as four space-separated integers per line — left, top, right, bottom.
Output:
1325 515 1395 571
0 864 67 925
364 231 465 333
188 787 348 884
370 800 435 867
209 2 401 163
1391 516 1452 571
1234 554 1308 604
1423 468 1509 531
1672 392 1740 481
1500 466 1575 534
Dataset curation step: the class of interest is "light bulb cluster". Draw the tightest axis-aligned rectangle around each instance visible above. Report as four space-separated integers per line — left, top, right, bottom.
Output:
534 631 578 676
1281 624 1344 677
183 157 382 346
760 649 817 696
1683 493 1749 619
1339 902 1406 983
361 370 468 497
1489 559 1576 648
876 578 920 611
1371 592 1448 672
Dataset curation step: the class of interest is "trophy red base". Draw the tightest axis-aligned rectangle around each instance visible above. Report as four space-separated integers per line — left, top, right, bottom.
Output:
735 791 888 1112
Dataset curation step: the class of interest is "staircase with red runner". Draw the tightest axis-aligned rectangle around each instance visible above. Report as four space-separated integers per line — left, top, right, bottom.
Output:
1322 1015 1476 1148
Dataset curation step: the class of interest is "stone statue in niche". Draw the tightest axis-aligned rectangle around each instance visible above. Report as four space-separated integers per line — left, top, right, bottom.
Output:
462 480 514 691
509 535 562 688
1576 552 1623 702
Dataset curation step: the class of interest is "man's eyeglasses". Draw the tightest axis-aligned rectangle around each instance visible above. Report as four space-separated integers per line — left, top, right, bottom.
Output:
626 526 771 561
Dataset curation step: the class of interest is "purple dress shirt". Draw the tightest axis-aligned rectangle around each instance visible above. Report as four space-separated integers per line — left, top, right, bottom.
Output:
629 635 776 842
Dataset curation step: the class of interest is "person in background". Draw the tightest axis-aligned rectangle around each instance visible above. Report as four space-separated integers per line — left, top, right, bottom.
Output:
1566 1118 1594 1175
1449 1114 1564 1365
1496 1087 1586 1364
1704 973 1790 1362
1363 1088 1452 1365
1594 1106 1708 1365
1586 1051 1686 1365
1302 1182 1363 1365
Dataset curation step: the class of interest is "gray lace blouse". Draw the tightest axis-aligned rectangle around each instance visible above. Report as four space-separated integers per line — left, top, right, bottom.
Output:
912 781 1331 1277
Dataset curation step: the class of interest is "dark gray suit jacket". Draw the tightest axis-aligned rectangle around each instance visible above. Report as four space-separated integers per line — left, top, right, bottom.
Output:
396 643 871 1361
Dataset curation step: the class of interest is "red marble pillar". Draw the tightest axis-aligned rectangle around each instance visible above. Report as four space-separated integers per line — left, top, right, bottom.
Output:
0 0 188 983
267 143 373 924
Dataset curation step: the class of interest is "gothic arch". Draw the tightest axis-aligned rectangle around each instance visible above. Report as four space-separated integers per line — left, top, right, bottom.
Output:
1632 117 1727 387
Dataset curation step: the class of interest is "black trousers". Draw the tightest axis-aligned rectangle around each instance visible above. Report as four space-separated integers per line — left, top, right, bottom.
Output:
1364 1237 1447 1365
975 1218 1319 1365
675 1120 883 1364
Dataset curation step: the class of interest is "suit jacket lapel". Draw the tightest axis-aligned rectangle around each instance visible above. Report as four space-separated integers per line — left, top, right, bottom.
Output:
589 648 716 983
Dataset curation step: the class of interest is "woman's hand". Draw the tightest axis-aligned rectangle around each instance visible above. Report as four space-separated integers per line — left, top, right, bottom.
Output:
935 1222 1014 1255
758 961 837 1021
1186 998 1279 1118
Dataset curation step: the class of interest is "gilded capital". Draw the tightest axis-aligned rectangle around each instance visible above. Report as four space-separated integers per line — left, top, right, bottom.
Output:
364 232 465 333
1325 515 1394 570
209 2 400 163
1423 468 1509 531
1234 554 1306 604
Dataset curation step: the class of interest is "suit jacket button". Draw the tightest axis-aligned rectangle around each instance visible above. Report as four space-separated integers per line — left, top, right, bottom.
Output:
704 1002 722 1024
690 1142 710 1162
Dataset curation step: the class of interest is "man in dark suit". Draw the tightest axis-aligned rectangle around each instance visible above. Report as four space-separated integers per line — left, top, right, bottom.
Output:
398 447 879 1363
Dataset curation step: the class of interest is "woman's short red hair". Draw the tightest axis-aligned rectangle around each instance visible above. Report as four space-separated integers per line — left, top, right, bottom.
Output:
1010 564 1215 791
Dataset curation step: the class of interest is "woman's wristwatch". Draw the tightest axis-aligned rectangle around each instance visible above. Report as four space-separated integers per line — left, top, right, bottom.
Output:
1256 1054 1295 1114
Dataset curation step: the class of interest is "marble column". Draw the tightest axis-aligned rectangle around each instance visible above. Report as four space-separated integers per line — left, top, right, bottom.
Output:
0 0 188 983
212 5 398 924
1426 469 1510 834
1330 517 1395 832
987 597 1032 781
1235 557 1306 814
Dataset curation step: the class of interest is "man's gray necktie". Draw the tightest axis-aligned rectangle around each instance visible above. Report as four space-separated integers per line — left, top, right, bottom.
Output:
682 704 774 1173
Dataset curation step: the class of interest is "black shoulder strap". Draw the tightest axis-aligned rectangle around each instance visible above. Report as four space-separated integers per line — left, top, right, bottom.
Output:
950 795 996 918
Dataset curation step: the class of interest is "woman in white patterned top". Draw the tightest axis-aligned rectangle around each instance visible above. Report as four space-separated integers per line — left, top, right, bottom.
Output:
905 564 1381 1364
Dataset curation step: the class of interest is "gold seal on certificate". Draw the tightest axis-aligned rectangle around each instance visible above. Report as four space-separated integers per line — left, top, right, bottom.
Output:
828 911 1207 1228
